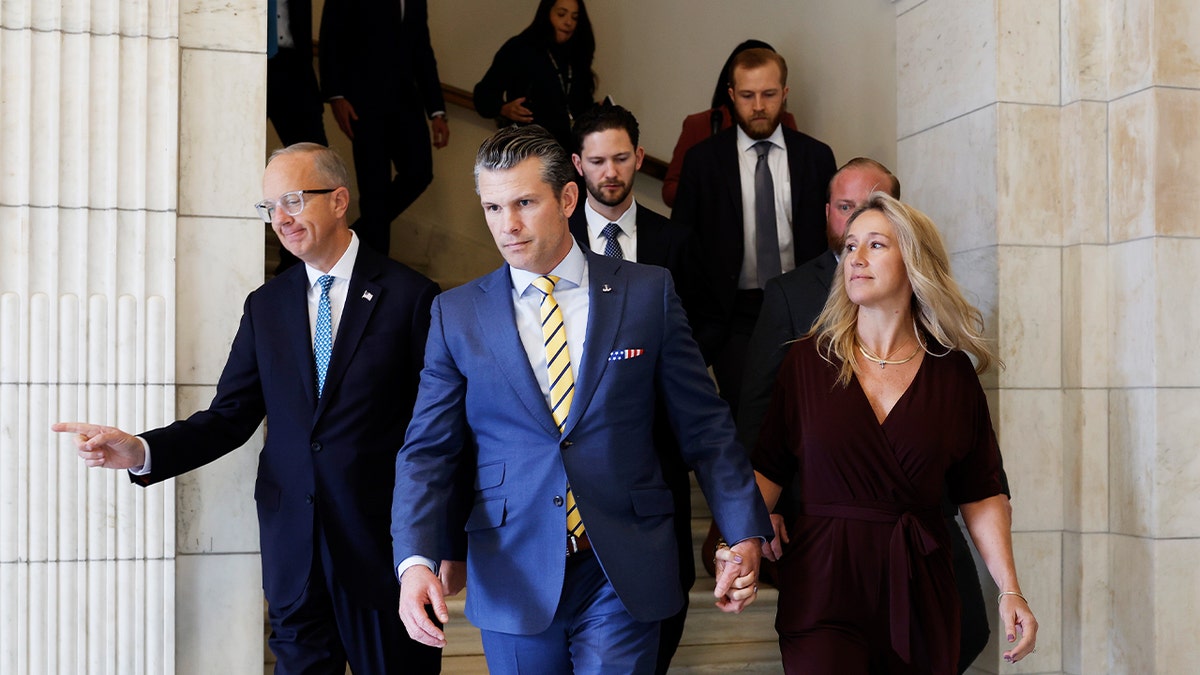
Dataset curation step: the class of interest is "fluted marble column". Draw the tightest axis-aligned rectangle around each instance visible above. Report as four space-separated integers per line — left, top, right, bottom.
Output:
1 1 266 673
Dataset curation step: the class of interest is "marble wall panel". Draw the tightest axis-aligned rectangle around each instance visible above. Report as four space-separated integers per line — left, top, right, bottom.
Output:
1152 388 1200 538
1061 245 1110 390
996 0 1060 105
1007 532 1062 674
177 48 266 220
996 104 1061 246
1 27 33 207
179 0 260 52
1152 88 1200 239
1155 537 1200 671
1154 238 1200 387
1109 534 1155 671
1155 0 1200 89
175 216 262 384
1061 0 1109 102
997 245 1061 389
897 0 997 137
998 389 1064 531
1107 0 1153 98
1062 532 1111 674
1108 388 1155 537
176 553 262 675
1108 89 1154 243
1077 389 1109 532
173 384 262 554
897 106 999 253
1060 102 1108 247
1107 239 1155 388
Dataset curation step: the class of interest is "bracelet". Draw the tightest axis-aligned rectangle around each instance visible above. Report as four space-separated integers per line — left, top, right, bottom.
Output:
997 591 1027 605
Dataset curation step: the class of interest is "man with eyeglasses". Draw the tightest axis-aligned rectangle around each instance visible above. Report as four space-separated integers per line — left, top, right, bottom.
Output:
54 143 447 674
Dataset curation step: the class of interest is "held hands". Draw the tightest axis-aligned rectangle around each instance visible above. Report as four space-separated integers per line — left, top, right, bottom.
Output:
51 422 146 470
398 565 450 648
762 513 790 561
713 539 762 613
499 97 534 123
999 593 1039 664
330 98 358 140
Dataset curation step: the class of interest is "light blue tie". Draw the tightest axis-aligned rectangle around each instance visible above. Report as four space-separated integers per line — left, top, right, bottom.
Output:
314 275 334 397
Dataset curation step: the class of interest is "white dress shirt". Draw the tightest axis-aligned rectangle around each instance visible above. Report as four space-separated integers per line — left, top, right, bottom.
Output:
736 125 794 289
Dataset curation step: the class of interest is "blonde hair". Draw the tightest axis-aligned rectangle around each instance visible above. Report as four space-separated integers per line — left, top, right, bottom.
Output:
810 192 999 385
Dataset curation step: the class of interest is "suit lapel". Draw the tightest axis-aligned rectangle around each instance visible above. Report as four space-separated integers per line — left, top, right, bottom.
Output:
720 131 744 230
563 253 626 437
475 266 563 437
314 247 383 421
281 268 319 411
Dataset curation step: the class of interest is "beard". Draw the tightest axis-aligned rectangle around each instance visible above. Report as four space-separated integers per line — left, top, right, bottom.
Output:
585 177 633 208
736 109 783 140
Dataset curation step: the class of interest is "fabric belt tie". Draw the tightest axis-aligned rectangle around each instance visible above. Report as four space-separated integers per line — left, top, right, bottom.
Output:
800 502 942 664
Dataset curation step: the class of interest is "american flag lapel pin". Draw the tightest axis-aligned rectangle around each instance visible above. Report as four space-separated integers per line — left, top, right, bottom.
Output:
362 290 374 301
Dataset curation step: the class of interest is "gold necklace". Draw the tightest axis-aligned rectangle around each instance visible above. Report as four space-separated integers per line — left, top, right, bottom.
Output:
857 339 921 370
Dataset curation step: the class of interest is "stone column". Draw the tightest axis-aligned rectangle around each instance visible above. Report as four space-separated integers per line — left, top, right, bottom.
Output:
1 1 266 673
896 0 1200 673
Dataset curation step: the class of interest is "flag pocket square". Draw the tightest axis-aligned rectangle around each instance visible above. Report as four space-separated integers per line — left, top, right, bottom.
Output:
608 348 644 361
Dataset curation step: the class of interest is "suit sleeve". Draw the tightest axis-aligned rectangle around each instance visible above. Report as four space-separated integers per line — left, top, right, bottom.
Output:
737 276 795 455
406 0 446 116
134 296 267 485
473 37 522 119
670 146 724 364
654 273 771 544
317 0 349 99
392 296 471 566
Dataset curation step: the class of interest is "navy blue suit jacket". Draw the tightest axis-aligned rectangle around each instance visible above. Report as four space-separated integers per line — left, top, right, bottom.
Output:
134 245 439 610
392 251 771 634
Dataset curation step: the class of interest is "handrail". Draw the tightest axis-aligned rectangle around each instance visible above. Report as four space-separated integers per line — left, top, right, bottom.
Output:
441 83 669 181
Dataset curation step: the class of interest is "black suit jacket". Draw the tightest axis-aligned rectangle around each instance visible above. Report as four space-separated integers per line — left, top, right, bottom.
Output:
568 202 697 590
134 245 440 610
319 0 444 115
672 126 836 361
737 250 837 454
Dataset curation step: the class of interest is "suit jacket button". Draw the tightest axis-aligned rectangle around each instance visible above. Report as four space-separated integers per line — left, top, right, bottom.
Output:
305 494 314 505
311 442 322 453
560 440 573 449
553 496 564 507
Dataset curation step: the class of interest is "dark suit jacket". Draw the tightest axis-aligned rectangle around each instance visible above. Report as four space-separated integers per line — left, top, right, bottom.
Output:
392 250 771 635
319 0 444 115
738 249 837 454
672 126 836 361
134 245 439 610
567 202 696 591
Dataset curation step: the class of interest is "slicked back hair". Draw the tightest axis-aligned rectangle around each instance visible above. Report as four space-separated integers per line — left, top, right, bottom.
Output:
474 124 576 198
830 157 901 200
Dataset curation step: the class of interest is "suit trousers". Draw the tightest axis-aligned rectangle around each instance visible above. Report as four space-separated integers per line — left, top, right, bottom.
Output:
348 95 434 258
267 519 440 675
479 550 661 675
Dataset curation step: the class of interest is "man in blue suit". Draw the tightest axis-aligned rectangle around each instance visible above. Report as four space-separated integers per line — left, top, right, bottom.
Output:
55 144 444 674
392 125 773 673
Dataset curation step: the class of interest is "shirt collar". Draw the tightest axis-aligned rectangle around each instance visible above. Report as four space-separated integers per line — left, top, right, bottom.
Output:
510 239 588 295
305 231 360 288
584 198 638 240
736 124 786 155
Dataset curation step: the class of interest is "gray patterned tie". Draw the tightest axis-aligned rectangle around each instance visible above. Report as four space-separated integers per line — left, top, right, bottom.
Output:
753 141 782 287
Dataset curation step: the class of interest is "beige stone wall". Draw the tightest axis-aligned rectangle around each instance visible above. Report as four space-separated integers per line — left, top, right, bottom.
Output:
899 0 1200 672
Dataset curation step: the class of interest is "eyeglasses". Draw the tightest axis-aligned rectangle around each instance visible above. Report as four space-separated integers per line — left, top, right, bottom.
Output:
255 189 336 223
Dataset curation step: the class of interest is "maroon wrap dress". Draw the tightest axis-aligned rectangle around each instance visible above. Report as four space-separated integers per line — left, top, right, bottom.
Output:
751 338 1004 674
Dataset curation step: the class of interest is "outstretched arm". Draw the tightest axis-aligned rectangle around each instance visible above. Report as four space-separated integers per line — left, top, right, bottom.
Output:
53 422 146 470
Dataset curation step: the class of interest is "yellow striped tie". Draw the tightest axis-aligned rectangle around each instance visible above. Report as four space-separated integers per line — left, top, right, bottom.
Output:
531 275 584 539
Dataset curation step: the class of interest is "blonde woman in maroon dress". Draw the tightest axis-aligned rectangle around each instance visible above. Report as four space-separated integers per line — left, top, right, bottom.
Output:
751 193 1038 673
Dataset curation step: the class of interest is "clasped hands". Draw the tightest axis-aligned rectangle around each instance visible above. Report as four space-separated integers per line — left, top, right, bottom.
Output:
713 538 763 613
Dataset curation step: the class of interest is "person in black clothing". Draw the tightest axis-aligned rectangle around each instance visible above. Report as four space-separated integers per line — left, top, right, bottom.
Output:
473 0 596 150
